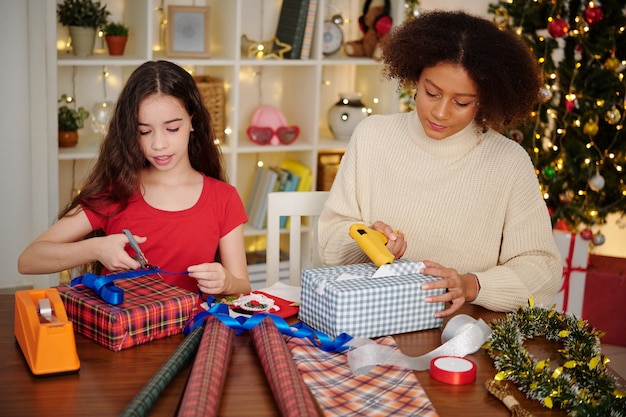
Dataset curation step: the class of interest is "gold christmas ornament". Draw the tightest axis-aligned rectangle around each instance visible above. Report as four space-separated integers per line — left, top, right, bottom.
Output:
604 55 620 71
583 119 599 136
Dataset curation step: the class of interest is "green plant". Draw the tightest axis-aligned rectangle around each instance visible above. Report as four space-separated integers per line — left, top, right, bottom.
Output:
58 96 89 131
104 21 129 37
57 0 110 28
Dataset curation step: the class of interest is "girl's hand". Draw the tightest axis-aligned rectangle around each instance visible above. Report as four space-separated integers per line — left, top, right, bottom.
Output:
98 233 146 272
419 260 478 318
188 263 229 294
370 221 407 259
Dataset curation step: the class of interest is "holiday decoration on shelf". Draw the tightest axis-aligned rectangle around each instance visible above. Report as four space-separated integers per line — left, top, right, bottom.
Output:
487 0 626 238
484 298 626 416
240 35 292 59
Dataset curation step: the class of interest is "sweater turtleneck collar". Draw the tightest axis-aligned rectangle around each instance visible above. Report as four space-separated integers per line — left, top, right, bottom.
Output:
406 111 482 159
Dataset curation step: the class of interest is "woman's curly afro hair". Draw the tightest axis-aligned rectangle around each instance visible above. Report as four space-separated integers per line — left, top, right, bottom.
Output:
380 10 542 131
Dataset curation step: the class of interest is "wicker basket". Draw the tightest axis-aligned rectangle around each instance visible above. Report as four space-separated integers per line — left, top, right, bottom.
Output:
317 151 344 191
194 76 226 142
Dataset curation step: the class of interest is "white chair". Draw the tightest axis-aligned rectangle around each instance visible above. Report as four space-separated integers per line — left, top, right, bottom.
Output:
265 191 330 286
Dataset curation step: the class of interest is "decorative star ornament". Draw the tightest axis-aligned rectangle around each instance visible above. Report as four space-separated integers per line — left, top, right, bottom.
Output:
267 37 292 60
240 34 291 60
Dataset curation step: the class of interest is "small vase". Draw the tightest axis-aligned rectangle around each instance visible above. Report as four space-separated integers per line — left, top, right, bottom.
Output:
59 130 79 148
69 26 96 57
328 93 369 141
105 35 128 56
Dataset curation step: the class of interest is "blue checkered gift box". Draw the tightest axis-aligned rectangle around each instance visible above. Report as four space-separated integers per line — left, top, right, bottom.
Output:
299 260 446 339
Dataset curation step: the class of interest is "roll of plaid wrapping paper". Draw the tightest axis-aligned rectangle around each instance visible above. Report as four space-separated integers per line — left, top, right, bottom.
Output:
176 316 236 417
119 325 204 417
250 317 319 416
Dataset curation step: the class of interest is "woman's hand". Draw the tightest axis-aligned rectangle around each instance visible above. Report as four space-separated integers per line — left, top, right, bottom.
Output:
370 221 407 259
98 233 146 272
420 260 479 318
188 262 230 294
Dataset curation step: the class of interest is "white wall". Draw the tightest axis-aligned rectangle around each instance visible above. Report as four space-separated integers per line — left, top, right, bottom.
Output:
0 0 35 290
0 0 55 290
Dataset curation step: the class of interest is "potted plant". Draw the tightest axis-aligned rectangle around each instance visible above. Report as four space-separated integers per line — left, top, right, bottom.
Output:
103 21 129 56
57 0 110 57
58 95 90 148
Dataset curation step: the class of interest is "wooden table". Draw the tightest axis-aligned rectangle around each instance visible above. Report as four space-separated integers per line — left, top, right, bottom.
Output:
1 293 610 417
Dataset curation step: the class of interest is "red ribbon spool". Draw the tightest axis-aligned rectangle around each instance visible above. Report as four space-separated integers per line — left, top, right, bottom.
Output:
429 356 477 385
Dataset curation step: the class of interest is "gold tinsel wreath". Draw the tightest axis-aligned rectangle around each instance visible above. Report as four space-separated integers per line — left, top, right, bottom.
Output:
483 298 625 416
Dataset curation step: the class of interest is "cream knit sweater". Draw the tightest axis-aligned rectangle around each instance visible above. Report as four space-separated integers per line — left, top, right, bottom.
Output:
319 112 562 312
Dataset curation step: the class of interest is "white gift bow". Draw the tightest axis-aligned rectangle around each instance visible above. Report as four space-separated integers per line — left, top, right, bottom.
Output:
346 314 492 375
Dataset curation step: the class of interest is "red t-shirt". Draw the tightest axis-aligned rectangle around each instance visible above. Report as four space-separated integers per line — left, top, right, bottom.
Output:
83 175 247 293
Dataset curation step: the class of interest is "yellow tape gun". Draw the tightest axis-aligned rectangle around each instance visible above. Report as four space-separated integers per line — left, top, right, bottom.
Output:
349 223 394 267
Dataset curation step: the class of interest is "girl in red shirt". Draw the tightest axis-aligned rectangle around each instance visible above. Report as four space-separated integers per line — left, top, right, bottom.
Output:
18 60 250 296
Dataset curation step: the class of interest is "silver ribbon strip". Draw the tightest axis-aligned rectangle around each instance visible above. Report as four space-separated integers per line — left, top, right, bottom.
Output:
347 314 492 375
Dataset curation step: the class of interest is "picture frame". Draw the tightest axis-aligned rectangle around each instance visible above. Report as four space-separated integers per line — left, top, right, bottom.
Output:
166 6 211 58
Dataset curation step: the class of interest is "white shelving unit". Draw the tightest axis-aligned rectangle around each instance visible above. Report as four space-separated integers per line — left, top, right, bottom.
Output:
51 0 404 280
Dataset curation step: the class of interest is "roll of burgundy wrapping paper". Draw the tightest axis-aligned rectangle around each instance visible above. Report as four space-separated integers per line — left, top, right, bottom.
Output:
250 317 319 417
177 315 236 417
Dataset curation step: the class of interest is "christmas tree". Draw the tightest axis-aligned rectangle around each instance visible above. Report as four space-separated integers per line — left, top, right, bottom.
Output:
487 0 626 245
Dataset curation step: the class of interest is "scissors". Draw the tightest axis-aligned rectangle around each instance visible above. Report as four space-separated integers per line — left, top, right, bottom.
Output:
122 229 164 279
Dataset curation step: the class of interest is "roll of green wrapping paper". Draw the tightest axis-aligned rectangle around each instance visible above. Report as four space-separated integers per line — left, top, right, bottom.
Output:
119 325 204 417
176 316 236 417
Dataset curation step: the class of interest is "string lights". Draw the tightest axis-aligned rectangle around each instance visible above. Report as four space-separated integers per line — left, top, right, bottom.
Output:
489 0 626 243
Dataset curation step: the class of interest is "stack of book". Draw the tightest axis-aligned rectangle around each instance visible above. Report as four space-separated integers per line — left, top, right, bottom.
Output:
246 159 312 229
274 0 319 59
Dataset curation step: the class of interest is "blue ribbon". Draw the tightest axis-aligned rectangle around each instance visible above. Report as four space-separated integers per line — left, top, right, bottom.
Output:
71 267 186 305
183 299 353 353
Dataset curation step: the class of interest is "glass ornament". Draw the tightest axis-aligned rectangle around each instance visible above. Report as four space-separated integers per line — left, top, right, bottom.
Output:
543 166 556 179
580 228 593 240
592 232 606 246
90 100 115 135
539 86 553 102
588 172 605 192
605 108 621 125
547 17 568 38
583 5 604 25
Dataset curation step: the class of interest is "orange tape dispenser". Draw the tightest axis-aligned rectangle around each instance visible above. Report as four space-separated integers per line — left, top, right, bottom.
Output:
14 288 80 375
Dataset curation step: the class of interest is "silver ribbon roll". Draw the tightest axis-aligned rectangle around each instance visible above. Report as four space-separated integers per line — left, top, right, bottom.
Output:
347 314 492 375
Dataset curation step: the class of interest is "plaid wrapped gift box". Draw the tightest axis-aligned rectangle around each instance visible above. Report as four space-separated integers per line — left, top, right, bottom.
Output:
300 260 446 339
57 276 199 351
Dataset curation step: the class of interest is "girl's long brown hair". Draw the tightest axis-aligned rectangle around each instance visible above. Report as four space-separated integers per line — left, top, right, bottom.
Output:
60 60 225 219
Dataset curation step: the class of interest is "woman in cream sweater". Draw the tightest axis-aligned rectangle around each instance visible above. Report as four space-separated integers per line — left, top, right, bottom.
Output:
318 10 562 317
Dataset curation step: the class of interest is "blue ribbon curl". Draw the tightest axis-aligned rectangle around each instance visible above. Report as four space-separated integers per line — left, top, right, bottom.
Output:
70 267 184 305
184 299 353 353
